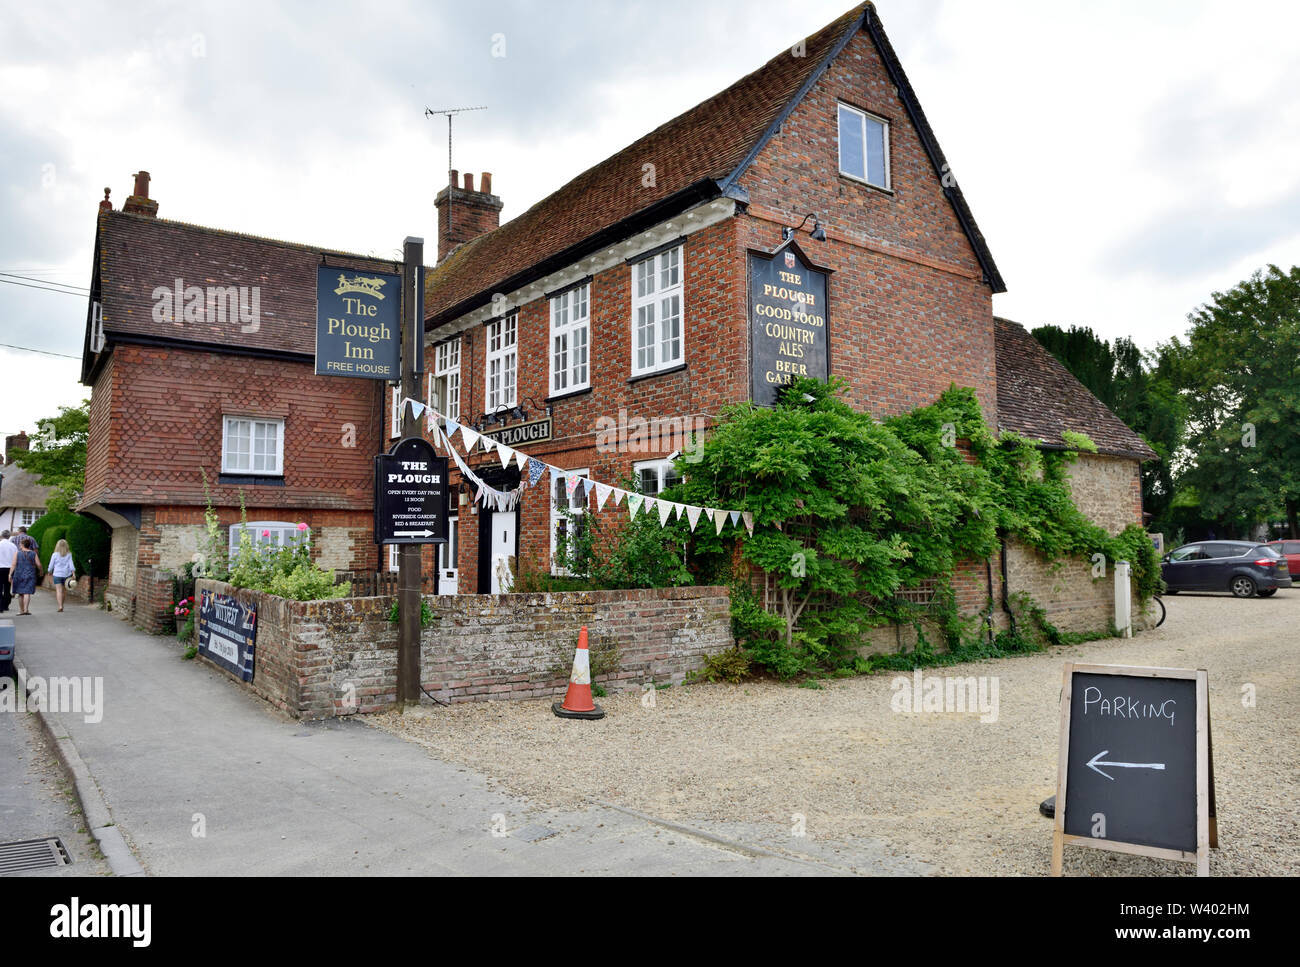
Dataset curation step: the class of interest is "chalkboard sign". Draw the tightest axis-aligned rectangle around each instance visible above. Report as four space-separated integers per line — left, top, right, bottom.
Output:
1053 663 1216 875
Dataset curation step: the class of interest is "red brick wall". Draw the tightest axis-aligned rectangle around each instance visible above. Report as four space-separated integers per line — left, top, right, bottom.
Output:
85 344 383 513
196 579 733 719
740 26 996 421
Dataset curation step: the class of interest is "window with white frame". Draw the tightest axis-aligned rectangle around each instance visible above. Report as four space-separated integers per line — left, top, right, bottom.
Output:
485 314 518 412
429 337 461 420
550 469 588 575
229 520 305 559
838 103 889 189
388 544 399 572
634 458 681 497
550 283 590 394
389 385 401 439
18 508 41 527
222 416 283 475
631 245 683 376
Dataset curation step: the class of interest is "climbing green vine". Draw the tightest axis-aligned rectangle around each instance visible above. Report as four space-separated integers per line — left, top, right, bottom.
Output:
666 377 1161 677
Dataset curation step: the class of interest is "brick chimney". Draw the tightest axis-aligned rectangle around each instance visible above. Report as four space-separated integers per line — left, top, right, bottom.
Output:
123 170 159 217
435 170 502 262
5 431 29 465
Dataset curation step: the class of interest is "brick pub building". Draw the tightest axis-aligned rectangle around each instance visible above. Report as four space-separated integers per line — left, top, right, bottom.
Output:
82 2 1155 634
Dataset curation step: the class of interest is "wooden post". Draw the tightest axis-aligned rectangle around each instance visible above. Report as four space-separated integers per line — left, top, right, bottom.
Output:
396 237 425 708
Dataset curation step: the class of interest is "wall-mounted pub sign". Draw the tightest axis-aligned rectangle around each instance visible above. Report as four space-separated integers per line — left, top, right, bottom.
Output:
316 266 401 379
749 242 830 407
481 418 553 448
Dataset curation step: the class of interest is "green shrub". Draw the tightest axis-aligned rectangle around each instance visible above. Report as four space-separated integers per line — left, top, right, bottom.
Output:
27 511 109 577
691 646 752 684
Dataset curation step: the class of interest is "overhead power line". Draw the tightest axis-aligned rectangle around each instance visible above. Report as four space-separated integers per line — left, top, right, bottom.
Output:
0 342 81 360
0 276 90 298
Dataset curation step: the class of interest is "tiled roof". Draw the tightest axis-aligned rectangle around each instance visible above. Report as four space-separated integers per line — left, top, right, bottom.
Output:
86 211 397 381
425 3 1004 324
0 463 53 511
994 317 1158 461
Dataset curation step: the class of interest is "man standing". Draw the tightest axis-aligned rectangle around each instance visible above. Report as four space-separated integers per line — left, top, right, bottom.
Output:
0 530 15 613
13 526 36 553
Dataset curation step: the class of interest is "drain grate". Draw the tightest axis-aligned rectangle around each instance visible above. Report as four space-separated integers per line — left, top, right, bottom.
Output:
0 837 70 874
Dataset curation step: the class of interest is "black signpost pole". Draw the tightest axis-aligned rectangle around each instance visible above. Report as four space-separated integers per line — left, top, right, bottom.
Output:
397 237 424 708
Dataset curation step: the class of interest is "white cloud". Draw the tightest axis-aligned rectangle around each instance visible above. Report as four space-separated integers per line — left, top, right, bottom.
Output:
1 0 1297 440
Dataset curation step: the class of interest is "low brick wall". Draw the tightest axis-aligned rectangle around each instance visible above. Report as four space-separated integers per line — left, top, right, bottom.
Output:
195 581 734 719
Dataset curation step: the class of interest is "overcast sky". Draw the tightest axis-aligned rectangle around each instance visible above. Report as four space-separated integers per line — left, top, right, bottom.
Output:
2 0 1297 445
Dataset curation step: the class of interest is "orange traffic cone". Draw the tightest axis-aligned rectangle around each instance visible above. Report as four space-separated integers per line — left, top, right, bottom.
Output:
552 626 606 719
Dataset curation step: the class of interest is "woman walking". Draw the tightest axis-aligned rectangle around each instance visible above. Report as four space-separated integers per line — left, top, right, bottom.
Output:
10 537 42 616
49 539 77 612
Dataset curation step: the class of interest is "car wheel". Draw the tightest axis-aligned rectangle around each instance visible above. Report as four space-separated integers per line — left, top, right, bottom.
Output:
1230 576 1257 598
1258 588 1277 597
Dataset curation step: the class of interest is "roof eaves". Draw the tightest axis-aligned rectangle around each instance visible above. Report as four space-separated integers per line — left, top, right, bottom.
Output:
427 176 724 328
717 7 868 196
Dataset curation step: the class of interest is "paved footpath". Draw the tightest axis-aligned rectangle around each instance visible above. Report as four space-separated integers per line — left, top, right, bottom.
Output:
11 591 854 876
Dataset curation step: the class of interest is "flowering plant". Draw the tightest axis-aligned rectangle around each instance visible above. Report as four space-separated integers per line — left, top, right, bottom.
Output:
174 597 193 618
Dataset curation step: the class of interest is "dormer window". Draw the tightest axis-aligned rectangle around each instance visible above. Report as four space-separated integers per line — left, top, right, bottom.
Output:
838 103 889 190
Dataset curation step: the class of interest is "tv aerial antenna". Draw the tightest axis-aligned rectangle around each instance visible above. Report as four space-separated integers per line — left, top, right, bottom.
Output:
425 105 487 242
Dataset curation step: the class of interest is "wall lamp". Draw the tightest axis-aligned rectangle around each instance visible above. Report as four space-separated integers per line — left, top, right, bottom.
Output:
782 212 826 242
520 396 553 418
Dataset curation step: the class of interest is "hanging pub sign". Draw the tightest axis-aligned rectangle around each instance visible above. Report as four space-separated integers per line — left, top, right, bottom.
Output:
374 436 449 545
749 241 831 406
197 589 258 682
315 265 401 379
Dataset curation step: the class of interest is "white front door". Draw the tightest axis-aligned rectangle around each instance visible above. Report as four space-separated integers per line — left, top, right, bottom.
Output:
438 517 459 595
489 511 516 594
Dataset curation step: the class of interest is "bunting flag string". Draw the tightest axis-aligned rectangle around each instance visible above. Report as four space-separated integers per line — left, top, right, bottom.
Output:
410 399 759 538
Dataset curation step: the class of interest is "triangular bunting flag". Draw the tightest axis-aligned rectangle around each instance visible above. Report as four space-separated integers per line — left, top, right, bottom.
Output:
498 442 513 469
406 399 426 422
714 510 726 536
461 427 480 452
627 493 643 519
742 511 755 536
445 416 461 441
528 458 547 487
595 482 612 511
515 450 529 472
730 510 741 527
657 498 673 526
686 505 702 531
565 473 580 497
612 488 627 506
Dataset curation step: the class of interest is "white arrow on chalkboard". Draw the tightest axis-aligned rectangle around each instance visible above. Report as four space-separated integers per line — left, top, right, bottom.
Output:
1087 750 1166 781
393 529 434 538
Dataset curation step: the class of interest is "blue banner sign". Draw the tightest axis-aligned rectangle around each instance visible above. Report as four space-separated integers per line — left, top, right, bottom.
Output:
315 266 401 379
198 589 258 682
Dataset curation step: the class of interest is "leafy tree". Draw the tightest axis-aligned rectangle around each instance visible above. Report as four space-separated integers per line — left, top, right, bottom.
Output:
13 400 90 513
1166 265 1300 537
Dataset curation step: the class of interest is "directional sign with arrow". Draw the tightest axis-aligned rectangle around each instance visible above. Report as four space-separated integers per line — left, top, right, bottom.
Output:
1053 663 1215 874
374 437 448 546
1085 750 1166 781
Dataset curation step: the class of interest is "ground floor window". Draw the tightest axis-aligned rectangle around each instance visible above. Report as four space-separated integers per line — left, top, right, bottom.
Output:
634 458 681 496
550 468 588 575
229 520 305 559
18 508 41 527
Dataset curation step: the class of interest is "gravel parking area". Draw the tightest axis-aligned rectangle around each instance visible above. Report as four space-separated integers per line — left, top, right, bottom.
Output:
371 591 1300 875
